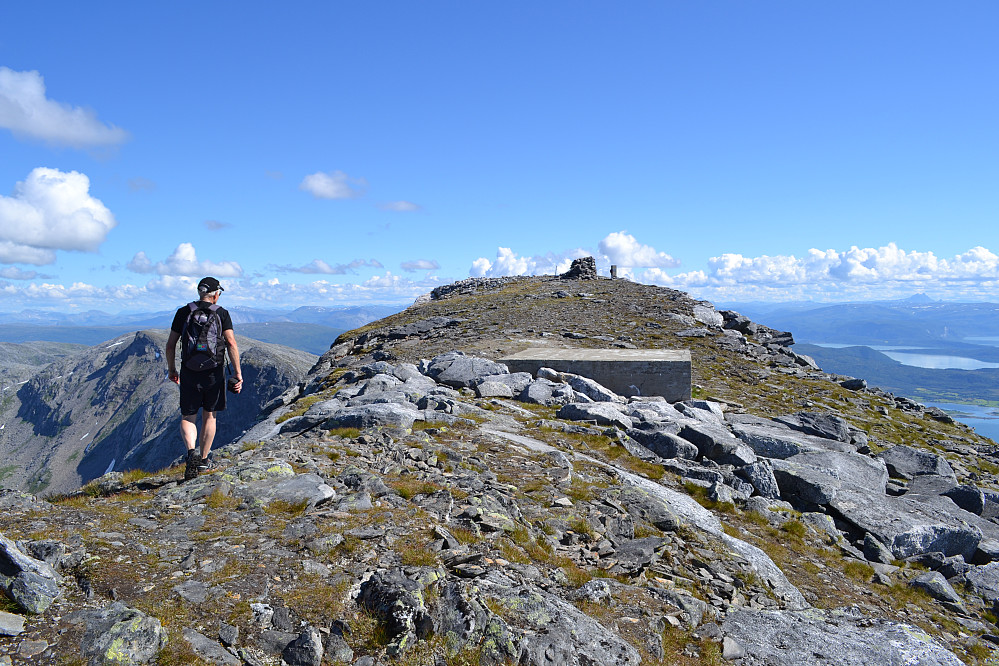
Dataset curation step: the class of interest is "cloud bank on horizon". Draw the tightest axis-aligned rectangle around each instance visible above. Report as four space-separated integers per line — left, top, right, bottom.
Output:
470 234 999 303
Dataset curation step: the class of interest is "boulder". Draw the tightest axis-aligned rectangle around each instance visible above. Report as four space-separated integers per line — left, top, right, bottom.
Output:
182 628 241 665
0 533 61 614
736 460 781 500
910 572 963 605
626 428 698 460
71 602 167 666
721 607 964 665
282 626 325 666
425 351 509 388
557 403 633 430
878 445 957 481
731 420 855 459
519 379 575 406
770 451 888 506
324 403 421 430
692 303 724 328
830 489 981 560
563 373 625 403
774 412 853 443
235 473 336 510
474 381 514 398
472 372 533 395
966 561 999 602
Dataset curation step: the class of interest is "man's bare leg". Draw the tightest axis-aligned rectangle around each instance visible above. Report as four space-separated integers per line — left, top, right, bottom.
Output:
200 411 217 460
180 414 199 451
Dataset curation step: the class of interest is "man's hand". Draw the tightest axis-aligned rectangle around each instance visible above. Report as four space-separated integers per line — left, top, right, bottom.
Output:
233 377 242 393
169 369 180 384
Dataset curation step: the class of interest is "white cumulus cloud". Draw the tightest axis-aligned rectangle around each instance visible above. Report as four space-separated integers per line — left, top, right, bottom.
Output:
127 243 243 278
401 259 439 272
299 170 366 199
470 247 589 277
0 168 117 265
0 67 129 147
641 243 999 301
598 231 679 268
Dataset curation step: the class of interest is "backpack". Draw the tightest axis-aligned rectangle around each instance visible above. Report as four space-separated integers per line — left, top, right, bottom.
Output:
181 302 226 372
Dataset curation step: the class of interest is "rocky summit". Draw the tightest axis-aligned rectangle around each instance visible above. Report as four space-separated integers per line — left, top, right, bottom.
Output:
2 271 998 665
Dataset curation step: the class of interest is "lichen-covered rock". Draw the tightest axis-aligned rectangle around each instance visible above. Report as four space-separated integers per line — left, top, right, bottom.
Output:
425 351 509 388
721 607 964 665
71 602 167 666
0 533 61 614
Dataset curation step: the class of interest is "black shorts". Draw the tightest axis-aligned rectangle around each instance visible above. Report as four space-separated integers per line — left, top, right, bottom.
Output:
179 367 227 416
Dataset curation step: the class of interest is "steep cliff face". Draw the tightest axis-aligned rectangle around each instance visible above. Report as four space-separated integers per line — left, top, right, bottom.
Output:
0 329 316 495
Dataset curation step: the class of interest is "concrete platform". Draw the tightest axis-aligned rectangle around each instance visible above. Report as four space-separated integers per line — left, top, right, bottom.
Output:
501 348 691 402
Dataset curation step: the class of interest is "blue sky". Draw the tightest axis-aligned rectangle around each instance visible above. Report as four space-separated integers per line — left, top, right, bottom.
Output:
1 1 997 312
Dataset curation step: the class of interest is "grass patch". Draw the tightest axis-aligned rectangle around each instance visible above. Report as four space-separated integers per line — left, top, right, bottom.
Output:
388 477 444 500
780 519 808 540
843 560 875 582
204 488 241 511
263 499 309 517
274 575 352 626
328 426 362 439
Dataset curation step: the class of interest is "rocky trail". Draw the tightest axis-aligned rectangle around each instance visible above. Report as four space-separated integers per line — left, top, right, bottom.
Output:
2 265 999 664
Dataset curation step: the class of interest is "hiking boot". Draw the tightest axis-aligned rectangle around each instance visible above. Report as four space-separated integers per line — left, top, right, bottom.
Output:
198 455 213 473
184 449 201 480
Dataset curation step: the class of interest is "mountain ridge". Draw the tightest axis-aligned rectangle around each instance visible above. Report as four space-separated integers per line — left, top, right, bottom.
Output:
0 270 994 664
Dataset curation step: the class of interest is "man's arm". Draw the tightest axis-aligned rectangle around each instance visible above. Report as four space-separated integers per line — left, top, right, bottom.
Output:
223 329 242 393
165 330 180 384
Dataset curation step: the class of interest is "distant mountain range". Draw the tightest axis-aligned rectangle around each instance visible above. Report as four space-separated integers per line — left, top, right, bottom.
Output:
725 296 999 346
720 296 999 406
0 304 403 355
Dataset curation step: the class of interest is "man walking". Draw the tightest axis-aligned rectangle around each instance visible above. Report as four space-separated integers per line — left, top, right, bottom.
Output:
165 276 243 480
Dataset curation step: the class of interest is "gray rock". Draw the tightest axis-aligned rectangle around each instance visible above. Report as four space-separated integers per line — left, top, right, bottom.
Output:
911 571 963 604
282 626 324 666
71 602 167 666
625 400 685 424
235 472 336 510
839 378 867 391
774 412 853 443
426 351 509 388
358 569 432 655
0 534 61 614
770 451 888 506
173 580 209 604
732 421 855 459
721 607 964 665
831 489 981 560
878 445 956 481
863 533 896 564
182 628 241 665
677 421 737 458
557 403 633 430
736 460 781 499
693 303 724 328
965 561 999 602
519 379 575 406
563 373 625 403
474 380 514 398
943 484 985 515
324 403 421 430
626 428 698 460
472 372 533 395
0 610 25 636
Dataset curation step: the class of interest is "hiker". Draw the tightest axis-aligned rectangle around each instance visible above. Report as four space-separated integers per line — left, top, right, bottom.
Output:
165 276 243 480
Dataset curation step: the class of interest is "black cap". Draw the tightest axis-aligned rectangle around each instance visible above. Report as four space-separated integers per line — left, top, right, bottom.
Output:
197 277 224 294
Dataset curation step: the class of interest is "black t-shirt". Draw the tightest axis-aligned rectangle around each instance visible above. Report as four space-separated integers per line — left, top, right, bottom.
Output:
171 301 234 377
170 301 234 334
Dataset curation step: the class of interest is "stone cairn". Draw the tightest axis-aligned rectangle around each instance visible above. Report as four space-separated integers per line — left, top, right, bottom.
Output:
560 256 598 280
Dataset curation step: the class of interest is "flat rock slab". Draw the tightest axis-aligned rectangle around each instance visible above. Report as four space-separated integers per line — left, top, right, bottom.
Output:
721 607 964 666
771 451 888 505
830 488 981 559
878 444 956 481
501 348 691 401
732 421 855 459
